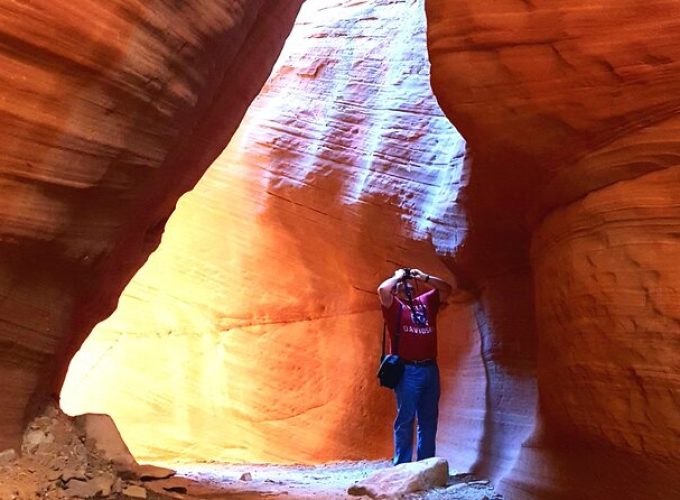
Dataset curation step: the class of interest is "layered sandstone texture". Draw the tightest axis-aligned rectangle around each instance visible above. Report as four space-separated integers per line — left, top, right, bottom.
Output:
0 0 304 453
61 0 474 466
427 0 680 497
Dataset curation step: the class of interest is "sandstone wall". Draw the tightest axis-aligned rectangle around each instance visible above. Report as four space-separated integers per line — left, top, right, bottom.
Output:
7 1 677 497
61 0 476 465
0 0 303 452
426 0 680 497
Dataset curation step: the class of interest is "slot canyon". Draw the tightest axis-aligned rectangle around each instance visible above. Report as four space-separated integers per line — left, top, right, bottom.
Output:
0 0 678 499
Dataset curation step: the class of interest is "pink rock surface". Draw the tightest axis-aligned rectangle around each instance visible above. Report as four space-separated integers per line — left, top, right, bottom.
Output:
426 0 680 497
0 0 303 451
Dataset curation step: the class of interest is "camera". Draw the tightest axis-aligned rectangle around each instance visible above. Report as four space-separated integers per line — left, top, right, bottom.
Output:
398 268 428 326
400 268 414 281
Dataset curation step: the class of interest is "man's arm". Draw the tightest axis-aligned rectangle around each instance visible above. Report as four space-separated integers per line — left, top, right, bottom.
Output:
410 268 454 302
377 269 406 308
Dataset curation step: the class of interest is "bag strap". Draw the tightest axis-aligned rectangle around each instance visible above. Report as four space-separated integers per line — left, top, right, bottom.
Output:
382 301 402 356
381 323 387 358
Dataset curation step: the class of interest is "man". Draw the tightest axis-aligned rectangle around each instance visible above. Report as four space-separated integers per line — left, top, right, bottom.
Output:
377 267 454 465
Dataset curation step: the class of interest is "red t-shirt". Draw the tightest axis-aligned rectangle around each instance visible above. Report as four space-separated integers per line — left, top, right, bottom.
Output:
381 289 440 362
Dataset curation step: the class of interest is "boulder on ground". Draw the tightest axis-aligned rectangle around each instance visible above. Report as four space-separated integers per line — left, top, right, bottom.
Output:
73 414 138 469
348 457 448 498
64 476 112 498
137 463 176 481
145 476 193 495
0 449 17 464
122 484 148 498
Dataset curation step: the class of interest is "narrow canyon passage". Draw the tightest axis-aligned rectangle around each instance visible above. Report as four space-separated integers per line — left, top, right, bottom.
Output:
50 0 505 498
60 0 476 469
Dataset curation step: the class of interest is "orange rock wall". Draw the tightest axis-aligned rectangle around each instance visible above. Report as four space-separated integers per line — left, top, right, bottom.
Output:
0 0 303 452
426 0 680 497
61 0 475 465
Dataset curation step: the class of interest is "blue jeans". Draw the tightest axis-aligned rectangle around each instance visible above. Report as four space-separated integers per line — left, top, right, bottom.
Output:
393 363 440 465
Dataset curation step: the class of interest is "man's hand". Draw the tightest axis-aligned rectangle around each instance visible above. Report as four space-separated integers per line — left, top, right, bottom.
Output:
411 269 454 302
378 269 408 308
394 268 407 280
379 267 456 307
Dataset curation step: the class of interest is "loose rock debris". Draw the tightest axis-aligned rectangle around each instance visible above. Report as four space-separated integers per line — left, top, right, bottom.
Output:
0 405 500 499
0 405 186 499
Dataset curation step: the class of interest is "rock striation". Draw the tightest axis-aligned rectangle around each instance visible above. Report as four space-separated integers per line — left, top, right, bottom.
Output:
0 0 303 452
426 0 680 497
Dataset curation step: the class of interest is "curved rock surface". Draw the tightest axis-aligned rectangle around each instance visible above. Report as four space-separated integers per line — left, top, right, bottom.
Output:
426 0 680 497
0 0 303 452
61 0 473 465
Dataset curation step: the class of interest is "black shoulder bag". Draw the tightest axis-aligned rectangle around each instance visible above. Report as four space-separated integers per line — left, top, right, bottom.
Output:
377 302 404 389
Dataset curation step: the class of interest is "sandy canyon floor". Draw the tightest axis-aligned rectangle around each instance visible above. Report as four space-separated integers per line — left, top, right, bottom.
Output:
0 407 499 499
152 460 500 499
1 458 499 499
